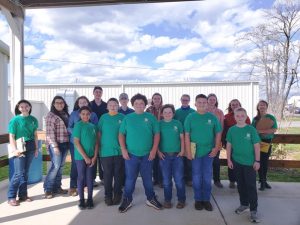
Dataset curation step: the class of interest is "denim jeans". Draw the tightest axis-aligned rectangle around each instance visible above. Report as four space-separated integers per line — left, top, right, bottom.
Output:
192 154 214 201
159 154 186 202
76 160 94 201
153 155 162 184
233 160 258 211
123 153 155 202
43 142 69 193
213 151 221 182
183 156 192 182
69 142 78 188
101 156 124 198
7 140 35 200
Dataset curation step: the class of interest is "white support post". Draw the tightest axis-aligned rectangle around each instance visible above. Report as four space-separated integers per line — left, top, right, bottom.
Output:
2 7 25 111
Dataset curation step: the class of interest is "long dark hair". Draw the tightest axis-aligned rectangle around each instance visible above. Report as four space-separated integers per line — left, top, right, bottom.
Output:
151 93 163 106
207 93 218 108
73 96 91 111
50 96 69 116
253 100 268 123
227 99 241 113
15 99 32 115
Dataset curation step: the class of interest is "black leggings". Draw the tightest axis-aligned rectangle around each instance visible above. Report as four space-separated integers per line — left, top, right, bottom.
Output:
258 139 272 182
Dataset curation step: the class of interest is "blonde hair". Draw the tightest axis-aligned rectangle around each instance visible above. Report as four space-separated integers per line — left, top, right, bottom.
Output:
234 107 247 115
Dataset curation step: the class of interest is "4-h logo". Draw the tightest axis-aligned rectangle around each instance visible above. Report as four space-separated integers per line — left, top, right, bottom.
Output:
174 126 178 131
144 118 148 122
118 120 122 124
207 119 212 125
245 133 251 140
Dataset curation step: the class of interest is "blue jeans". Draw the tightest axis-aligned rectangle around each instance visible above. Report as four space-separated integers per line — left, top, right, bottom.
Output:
123 153 155 202
69 142 78 188
192 154 214 201
76 160 94 201
43 142 69 193
159 154 186 202
7 140 35 200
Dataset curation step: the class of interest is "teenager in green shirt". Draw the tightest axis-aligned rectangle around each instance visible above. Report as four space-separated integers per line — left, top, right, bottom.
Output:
174 94 195 186
7 100 38 206
158 104 186 209
226 107 261 223
185 94 222 212
252 100 277 191
118 93 162 213
98 98 124 206
73 106 98 210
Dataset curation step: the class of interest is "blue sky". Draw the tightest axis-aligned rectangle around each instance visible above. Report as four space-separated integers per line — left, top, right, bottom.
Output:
0 0 283 84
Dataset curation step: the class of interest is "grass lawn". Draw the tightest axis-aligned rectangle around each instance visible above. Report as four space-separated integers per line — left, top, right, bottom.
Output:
285 116 300 121
278 127 300 134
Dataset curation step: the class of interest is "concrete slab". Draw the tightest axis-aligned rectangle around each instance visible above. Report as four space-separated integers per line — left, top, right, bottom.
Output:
0 178 299 225
212 180 300 225
0 178 225 225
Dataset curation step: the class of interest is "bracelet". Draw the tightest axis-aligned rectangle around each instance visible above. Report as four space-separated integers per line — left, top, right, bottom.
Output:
255 160 260 163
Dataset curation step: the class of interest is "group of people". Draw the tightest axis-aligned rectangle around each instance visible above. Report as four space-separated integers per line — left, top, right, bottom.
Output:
7 86 278 223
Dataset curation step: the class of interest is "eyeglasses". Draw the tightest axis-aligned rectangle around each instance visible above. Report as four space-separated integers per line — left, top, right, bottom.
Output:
181 99 190 102
54 101 65 105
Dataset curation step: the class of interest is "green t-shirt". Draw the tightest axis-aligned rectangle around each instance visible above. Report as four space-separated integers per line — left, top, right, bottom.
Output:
8 115 38 141
119 112 160 156
73 121 98 160
184 112 222 157
226 125 261 166
159 119 183 153
252 114 278 140
174 107 195 125
98 113 124 157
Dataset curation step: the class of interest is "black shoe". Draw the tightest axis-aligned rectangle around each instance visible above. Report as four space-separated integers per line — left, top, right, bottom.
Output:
105 197 113 206
118 198 132 213
214 181 223 188
146 196 163 210
113 195 122 205
265 182 272 189
203 201 213 211
86 199 94 209
78 199 86 210
195 201 203 210
259 182 265 191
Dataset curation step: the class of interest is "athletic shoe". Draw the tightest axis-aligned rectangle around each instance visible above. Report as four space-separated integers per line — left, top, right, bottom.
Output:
235 205 250 214
250 211 261 223
203 201 213 211
194 201 203 210
118 198 132 213
146 196 163 210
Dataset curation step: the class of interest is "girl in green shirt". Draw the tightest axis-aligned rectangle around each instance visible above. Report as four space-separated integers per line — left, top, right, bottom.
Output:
7 100 38 206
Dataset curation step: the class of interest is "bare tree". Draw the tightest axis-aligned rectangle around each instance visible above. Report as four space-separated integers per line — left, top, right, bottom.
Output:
239 0 300 119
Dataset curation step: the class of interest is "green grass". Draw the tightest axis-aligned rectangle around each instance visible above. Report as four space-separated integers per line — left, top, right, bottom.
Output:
219 167 300 182
285 116 300 122
278 127 300 134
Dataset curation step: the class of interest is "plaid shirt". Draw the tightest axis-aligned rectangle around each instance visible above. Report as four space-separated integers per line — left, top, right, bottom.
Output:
46 112 69 147
146 105 163 121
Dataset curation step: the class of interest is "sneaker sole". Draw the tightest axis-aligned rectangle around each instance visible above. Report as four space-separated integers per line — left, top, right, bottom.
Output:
235 208 250 215
119 202 132 213
146 200 162 210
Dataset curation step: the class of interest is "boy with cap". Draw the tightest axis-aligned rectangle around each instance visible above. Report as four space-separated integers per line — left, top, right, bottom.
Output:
118 93 134 115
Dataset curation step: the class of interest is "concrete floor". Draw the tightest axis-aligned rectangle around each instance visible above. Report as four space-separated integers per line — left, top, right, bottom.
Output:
0 178 299 225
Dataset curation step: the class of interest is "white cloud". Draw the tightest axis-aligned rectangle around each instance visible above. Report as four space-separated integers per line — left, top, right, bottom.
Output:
25 45 41 56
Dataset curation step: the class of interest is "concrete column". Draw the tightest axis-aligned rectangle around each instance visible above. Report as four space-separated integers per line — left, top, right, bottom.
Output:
2 7 25 111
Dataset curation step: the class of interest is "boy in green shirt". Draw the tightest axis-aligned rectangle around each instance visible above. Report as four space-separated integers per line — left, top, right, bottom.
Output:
73 106 98 210
158 104 186 209
118 93 162 213
174 94 195 186
184 94 222 211
98 98 124 206
226 107 261 223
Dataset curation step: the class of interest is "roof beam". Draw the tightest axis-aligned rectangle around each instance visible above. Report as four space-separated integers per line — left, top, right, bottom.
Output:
0 0 24 18
21 0 201 8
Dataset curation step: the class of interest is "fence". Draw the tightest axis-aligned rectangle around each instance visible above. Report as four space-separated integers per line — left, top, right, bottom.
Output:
1 132 300 168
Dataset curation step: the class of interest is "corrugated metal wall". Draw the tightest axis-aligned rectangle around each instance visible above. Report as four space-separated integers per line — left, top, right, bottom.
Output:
20 81 259 118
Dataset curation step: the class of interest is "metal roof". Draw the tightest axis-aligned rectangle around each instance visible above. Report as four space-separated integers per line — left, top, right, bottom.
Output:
17 0 201 8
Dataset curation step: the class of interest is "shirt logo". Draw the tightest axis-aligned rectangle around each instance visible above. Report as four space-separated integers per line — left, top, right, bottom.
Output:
118 120 122 124
207 119 212 125
145 118 148 122
174 126 178 131
245 133 251 140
